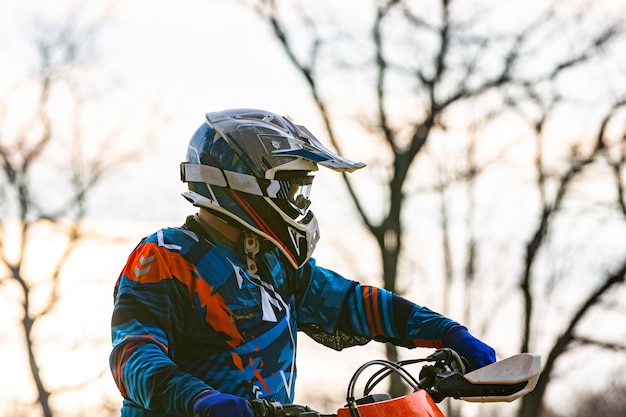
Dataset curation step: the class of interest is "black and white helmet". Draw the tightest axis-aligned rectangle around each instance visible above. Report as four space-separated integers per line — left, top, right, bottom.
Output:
180 108 365 268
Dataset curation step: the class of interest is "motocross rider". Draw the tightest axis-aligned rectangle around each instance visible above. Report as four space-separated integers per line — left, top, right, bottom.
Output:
109 109 496 417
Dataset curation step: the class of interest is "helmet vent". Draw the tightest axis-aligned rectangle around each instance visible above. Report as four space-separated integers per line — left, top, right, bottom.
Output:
234 111 285 130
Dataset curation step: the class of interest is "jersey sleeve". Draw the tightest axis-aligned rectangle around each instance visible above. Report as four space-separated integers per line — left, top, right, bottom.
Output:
337 283 458 348
294 258 457 349
295 259 356 332
109 235 208 415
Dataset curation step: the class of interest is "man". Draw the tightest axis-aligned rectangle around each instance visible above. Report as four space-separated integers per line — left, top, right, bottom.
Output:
110 109 496 417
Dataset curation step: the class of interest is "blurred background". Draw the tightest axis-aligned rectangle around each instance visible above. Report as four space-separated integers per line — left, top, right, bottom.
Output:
1 0 626 416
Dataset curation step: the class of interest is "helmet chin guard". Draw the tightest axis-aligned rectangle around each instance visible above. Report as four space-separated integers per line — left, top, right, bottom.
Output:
181 108 365 268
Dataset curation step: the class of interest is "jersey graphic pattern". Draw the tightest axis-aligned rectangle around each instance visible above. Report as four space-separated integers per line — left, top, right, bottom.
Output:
110 225 455 416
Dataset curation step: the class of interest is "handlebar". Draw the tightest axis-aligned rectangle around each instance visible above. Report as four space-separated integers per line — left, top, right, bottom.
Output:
248 349 541 417
416 349 532 403
249 399 331 417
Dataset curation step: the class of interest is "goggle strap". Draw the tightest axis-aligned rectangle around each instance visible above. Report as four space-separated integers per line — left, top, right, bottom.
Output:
181 162 280 198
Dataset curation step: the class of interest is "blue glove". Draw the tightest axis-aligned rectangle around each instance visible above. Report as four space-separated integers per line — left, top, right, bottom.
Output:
442 325 496 370
191 389 252 417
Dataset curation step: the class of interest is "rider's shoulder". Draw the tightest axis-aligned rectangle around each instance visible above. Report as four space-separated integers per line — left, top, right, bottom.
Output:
141 226 203 253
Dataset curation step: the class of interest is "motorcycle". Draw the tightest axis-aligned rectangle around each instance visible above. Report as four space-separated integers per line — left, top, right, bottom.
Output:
249 348 541 417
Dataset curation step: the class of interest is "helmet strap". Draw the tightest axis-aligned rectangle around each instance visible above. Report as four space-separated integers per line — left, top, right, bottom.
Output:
244 232 260 275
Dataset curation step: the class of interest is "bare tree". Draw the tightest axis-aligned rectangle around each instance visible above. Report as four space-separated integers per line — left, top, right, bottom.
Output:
569 372 626 417
515 94 626 416
246 0 626 414
0 16 133 417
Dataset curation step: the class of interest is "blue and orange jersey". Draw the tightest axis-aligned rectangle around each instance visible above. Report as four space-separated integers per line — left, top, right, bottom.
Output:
110 223 456 416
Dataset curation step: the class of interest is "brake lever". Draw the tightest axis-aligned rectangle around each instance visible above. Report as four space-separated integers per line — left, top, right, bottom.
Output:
418 351 541 403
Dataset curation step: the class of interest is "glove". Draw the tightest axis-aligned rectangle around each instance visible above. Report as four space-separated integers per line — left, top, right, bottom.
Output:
191 389 253 417
442 325 496 370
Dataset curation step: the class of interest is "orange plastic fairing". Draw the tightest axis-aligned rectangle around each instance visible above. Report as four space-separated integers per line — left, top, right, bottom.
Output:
337 390 445 417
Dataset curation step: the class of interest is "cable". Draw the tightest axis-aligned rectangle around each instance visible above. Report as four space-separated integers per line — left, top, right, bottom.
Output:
346 359 422 407
362 358 428 395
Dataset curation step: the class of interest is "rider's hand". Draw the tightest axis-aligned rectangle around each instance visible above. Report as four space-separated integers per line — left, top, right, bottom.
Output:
191 389 252 417
442 325 496 370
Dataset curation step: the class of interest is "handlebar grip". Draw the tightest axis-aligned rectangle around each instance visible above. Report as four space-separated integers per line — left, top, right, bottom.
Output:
249 399 281 417
249 399 333 417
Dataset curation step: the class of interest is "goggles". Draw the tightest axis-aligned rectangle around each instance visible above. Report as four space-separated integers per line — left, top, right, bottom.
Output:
181 163 314 214
274 171 314 215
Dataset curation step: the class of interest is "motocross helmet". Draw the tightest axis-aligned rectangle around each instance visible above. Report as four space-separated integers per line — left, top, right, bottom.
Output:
180 108 365 269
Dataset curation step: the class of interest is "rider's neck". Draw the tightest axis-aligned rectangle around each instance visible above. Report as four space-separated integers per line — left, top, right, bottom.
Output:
197 208 241 245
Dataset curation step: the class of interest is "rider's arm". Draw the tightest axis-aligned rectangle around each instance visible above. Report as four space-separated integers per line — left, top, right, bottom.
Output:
336 283 457 347
296 262 495 367
109 237 208 415
295 261 454 345
335 282 496 367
